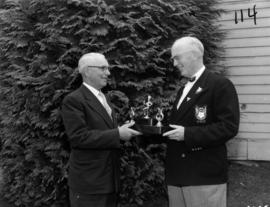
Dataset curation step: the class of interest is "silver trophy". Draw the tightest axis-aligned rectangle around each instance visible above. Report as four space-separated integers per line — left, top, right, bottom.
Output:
155 107 164 127
128 95 169 134
143 95 153 119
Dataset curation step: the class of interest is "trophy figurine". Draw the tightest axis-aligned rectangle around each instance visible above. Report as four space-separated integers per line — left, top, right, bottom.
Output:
155 107 164 127
143 95 153 119
129 107 135 121
129 95 169 135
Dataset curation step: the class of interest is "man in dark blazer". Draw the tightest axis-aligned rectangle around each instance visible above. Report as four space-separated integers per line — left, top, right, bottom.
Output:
163 37 240 207
61 53 140 207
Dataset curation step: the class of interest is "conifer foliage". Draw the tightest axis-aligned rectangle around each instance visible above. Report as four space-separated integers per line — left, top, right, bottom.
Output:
0 0 224 206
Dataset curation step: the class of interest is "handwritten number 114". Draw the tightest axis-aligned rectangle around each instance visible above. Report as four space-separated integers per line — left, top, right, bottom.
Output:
235 4 257 25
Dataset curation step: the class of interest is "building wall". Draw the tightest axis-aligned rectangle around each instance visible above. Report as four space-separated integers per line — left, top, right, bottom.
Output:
217 0 270 160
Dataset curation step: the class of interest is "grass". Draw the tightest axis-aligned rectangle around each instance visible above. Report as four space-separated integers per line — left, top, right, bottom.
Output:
1 161 270 207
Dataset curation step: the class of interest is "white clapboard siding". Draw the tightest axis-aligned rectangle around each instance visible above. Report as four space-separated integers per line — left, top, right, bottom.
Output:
218 1 269 11
230 76 270 85
219 0 267 2
248 139 270 160
237 132 270 139
236 85 270 94
221 8 270 21
223 37 270 48
240 123 270 133
240 112 270 123
240 104 270 112
219 18 270 30
225 47 270 57
223 57 270 66
228 66 270 76
225 27 270 38
238 95 270 104
227 138 270 160
217 0 270 160
227 138 248 160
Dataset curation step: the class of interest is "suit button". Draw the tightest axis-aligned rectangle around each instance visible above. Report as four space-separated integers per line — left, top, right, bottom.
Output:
181 153 186 158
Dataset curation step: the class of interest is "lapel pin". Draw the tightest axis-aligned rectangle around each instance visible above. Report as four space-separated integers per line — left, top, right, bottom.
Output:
187 97 191 102
195 87 203 94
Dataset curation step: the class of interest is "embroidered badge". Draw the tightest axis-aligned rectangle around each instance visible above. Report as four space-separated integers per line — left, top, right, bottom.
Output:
195 105 207 123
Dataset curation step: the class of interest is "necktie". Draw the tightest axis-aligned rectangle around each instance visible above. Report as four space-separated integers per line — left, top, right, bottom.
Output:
98 91 112 118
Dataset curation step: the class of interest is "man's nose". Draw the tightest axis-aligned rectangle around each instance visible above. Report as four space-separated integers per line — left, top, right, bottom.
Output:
106 68 110 76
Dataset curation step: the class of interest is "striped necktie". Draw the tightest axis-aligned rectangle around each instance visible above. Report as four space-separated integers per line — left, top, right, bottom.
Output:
98 91 112 118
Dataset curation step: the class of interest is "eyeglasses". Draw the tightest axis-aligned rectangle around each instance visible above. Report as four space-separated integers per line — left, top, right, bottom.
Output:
87 65 110 72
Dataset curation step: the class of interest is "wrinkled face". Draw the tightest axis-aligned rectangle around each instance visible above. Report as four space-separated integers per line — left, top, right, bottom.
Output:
171 47 195 78
83 57 110 90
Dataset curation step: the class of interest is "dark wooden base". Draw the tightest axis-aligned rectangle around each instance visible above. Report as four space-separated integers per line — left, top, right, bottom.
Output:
133 124 171 135
132 118 171 135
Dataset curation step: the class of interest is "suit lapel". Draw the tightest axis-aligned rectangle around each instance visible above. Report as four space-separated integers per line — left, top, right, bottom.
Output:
80 85 114 128
107 98 118 128
172 70 209 122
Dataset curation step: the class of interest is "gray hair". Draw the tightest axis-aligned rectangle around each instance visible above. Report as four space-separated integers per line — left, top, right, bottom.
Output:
173 36 204 56
77 53 106 74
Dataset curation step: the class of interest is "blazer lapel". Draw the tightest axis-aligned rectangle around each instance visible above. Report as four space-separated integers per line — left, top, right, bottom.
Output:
80 85 114 128
170 85 185 121
173 70 209 122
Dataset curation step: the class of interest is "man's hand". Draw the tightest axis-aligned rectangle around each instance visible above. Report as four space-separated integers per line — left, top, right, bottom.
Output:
163 124 185 141
118 121 141 141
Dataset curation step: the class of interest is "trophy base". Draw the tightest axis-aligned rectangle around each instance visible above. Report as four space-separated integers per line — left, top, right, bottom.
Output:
132 118 171 135
133 124 171 135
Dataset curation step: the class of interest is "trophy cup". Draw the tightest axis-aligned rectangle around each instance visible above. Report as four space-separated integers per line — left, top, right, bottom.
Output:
143 95 152 119
141 95 153 125
131 95 170 135
155 108 164 127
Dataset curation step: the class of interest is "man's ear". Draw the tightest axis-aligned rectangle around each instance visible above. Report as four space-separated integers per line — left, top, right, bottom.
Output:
84 68 91 77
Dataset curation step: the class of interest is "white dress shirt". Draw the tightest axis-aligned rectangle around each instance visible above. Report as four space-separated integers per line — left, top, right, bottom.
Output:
83 82 104 106
177 66 205 109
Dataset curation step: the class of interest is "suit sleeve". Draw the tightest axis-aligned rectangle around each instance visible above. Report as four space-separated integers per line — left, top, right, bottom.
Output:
61 94 120 149
184 78 240 149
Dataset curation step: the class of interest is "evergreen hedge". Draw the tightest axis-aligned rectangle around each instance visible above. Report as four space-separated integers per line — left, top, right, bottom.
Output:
0 0 224 206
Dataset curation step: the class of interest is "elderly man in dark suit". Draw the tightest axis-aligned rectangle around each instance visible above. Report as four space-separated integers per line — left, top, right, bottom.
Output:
61 53 141 207
163 37 240 207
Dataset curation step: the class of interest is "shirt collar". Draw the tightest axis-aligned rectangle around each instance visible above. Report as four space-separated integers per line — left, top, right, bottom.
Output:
191 65 205 82
83 82 100 97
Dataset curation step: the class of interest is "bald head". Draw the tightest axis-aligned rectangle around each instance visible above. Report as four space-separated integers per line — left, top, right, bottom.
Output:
171 36 204 58
171 37 204 78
